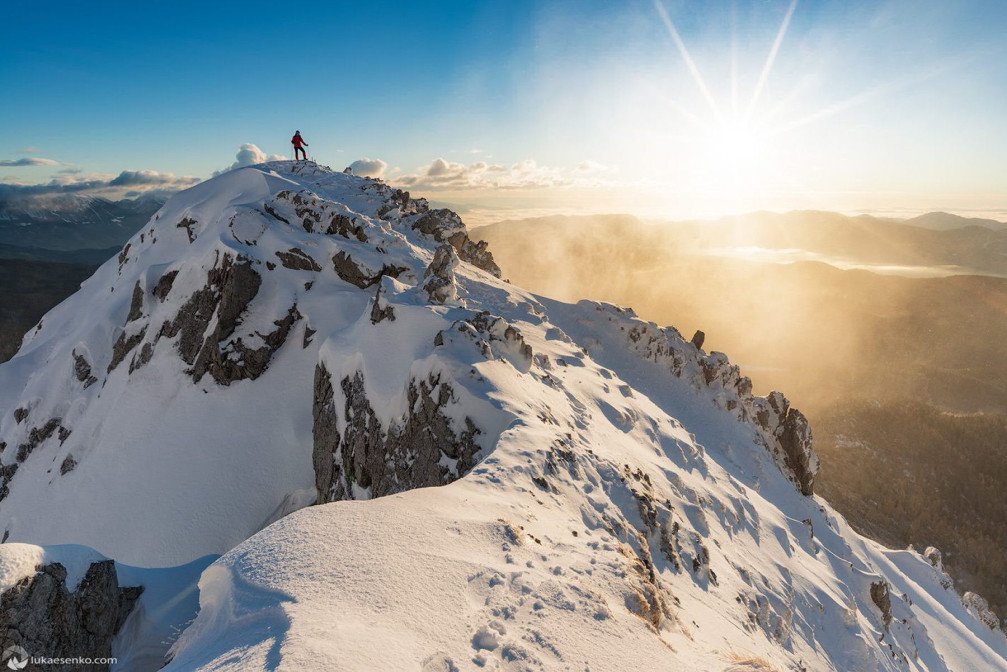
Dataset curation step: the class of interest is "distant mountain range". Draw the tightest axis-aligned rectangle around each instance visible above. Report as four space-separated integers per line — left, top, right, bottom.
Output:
0 192 165 253
904 211 1007 231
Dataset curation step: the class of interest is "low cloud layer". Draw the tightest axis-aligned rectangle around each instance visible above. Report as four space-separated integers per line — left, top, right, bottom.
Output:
348 158 387 178
0 157 61 167
0 170 200 199
396 158 573 190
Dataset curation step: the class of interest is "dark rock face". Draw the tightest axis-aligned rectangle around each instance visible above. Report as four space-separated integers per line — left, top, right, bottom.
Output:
275 248 321 272
690 330 705 350
153 270 178 302
13 409 27 425
176 217 197 243
754 392 817 496
870 581 893 628
192 304 301 385
16 418 63 463
59 455 76 475
126 281 144 323
312 367 482 503
332 251 372 289
369 284 395 325
157 254 294 384
776 408 815 496
325 214 368 242
108 327 146 374
72 351 97 389
0 561 142 671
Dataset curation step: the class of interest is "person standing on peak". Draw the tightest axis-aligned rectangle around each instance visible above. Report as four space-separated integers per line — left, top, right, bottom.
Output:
291 130 309 161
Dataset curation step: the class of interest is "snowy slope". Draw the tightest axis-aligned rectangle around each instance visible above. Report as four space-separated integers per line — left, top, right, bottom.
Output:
1 162 1004 671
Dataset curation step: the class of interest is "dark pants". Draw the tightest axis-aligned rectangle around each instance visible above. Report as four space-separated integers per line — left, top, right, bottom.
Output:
294 146 307 160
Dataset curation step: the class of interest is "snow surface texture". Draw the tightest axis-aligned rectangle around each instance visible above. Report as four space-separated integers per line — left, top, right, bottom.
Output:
1 162 1004 670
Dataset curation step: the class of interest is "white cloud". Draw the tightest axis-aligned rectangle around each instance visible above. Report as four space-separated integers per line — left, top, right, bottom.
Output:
0 157 60 167
214 144 286 176
576 160 609 173
395 158 572 190
348 158 388 178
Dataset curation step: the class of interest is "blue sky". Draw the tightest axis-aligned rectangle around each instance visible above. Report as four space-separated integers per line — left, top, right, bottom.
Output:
2 0 1006 220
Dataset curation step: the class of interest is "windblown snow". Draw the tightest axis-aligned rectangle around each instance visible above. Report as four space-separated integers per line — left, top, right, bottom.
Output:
0 162 1004 671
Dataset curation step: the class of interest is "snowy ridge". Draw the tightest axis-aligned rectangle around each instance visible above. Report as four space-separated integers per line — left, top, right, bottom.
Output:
0 162 1003 670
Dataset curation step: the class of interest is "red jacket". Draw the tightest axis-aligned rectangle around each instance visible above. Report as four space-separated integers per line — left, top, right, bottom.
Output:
292 134 306 147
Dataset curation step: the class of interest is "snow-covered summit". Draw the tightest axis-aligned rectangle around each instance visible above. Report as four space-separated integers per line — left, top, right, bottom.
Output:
0 161 1004 670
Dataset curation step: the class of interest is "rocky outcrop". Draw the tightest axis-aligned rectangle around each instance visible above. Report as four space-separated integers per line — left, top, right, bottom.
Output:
593 304 819 496
108 327 146 373
16 418 63 463
754 392 817 496
690 330 705 350
434 312 534 372
423 244 460 304
72 351 97 389
275 248 322 272
153 270 178 302
176 217 197 243
0 561 142 671
411 209 501 278
312 367 482 503
369 283 395 324
870 581 893 628
332 251 373 289
963 592 1002 631
126 281 144 322
158 254 279 384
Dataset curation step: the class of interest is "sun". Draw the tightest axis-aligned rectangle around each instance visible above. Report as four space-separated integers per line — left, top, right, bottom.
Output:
651 0 799 201
709 117 761 167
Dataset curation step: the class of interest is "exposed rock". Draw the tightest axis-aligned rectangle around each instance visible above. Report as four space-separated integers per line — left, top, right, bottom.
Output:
598 305 819 496
870 581 893 628
776 408 816 496
963 591 1002 631
332 251 372 289
331 251 406 289
690 330 705 350
108 327 146 374
303 326 317 349
158 254 264 382
0 561 142 670
370 283 395 324
312 367 482 503
13 408 28 425
153 270 178 302
117 243 131 269
16 418 62 463
129 342 154 374
275 247 322 272
423 244 459 304
72 351 97 389
411 209 501 277
191 304 301 385
177 217 197 242
126 281 144 322
435 312 534 372
262 204 289 225
60 455 76 475
0 463 18 501
326 213 368 241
